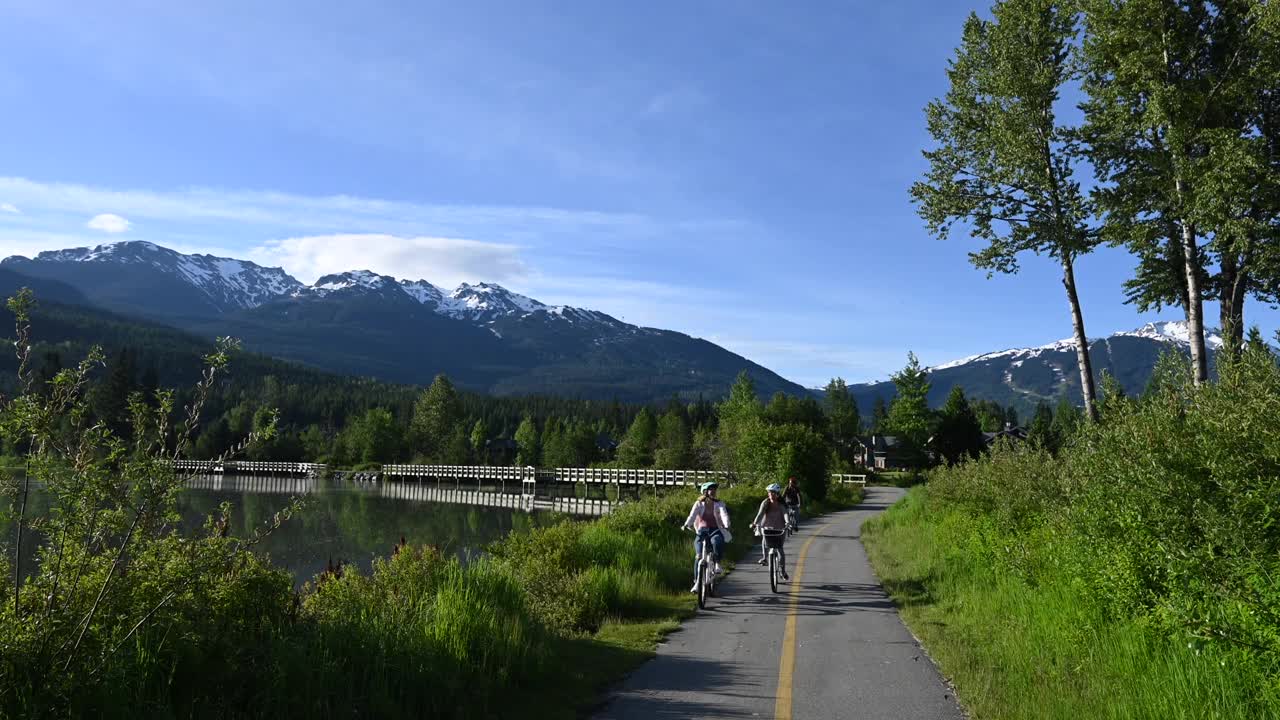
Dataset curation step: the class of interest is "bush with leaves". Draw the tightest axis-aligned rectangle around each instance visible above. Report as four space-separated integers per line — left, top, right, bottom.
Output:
0 290 296 717
924 344 1280 690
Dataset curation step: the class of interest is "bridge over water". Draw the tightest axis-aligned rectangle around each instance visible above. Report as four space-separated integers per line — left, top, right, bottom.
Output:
176 462 864 517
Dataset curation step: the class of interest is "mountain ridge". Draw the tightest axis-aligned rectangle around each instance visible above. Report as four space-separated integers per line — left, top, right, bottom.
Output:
850 319 1245 419
1 240 807 401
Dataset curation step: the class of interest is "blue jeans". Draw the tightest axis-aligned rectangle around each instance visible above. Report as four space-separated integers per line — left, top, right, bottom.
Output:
694 527 724 564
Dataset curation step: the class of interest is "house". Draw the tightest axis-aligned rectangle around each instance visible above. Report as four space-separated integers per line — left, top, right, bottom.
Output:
856 435 911 470
982 423 1028 447
485 437 518 464
594 433 619 453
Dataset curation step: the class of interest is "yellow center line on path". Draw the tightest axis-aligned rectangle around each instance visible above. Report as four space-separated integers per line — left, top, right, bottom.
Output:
774 519 835 720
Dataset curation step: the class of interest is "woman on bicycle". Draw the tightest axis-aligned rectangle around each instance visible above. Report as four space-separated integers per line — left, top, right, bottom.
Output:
681 481 732 593
751 483 789 580
783 476 802 529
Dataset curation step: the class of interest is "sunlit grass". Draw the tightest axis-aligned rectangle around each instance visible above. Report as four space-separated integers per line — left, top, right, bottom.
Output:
864 489 1280 720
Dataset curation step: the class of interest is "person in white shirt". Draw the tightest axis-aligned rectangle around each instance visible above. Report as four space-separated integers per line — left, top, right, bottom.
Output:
681 481 732 592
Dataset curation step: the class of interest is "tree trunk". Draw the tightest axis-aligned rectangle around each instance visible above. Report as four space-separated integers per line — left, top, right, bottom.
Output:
1176 201 1209 384
1218 248 1249 353
1061 254 1100 422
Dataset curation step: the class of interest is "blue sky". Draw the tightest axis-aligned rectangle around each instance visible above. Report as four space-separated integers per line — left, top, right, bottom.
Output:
0 0 1275 388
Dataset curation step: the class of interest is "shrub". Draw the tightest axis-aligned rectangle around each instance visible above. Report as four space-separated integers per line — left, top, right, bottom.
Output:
921 345 1280 693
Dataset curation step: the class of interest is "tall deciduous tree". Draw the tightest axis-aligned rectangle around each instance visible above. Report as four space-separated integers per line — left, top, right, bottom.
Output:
514 416 540 467
470 418 489 464
715 371 764 472
1080 0 1280 376
913 0 1102 420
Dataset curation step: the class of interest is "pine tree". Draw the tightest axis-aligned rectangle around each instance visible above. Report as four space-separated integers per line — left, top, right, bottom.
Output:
1050 397 1082 449
870 396 890 435
933 386 986 465
654 410 693 469
1027 401 1057 453
824 377 862 464
410 374 462 461
885 353 934 468
617 408 657 467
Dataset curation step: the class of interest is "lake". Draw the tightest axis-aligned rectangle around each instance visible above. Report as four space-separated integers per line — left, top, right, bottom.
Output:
5 474 556 587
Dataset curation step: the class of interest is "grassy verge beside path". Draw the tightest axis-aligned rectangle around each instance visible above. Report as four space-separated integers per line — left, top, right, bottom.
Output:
514 481 866 719
13 482 863 719
864 487 1280 720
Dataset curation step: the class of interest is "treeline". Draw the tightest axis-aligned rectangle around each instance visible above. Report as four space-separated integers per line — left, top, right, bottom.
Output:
866 352 1089 469
1 309 877 481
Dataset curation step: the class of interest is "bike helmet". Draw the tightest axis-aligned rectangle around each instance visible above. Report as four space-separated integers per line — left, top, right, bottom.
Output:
699 481 719 493
766 483 782 493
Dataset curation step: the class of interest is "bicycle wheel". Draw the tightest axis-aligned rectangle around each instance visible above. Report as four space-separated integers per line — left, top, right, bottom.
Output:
697 559 708 609
769 550 779 593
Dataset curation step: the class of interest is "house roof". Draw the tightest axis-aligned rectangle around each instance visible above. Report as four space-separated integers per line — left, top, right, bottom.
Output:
859 435 903 452
983 425 1029 444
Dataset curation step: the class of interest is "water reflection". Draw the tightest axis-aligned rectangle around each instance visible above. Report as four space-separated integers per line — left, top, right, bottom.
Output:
6 475 555 587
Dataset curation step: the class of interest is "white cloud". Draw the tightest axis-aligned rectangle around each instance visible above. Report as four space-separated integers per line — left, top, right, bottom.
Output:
0 202 18 214
86 213 130 233
250 234 528 288
0 176 653 240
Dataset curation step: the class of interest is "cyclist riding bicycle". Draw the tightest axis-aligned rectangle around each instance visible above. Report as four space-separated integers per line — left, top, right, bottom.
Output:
783 476 802 526
751 483 790 581
681 481 733 593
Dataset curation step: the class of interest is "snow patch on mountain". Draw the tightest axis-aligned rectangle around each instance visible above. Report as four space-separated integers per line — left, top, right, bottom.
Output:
307 270 397 294
8 240 622 330
930 320 1224 373
437 282 548 320
399 279 445 306
1117 321 1225 350
9 241 304 310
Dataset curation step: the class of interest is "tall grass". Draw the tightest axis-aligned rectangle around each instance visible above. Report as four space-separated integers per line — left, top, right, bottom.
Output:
3 479 862 719
864 347 1280 719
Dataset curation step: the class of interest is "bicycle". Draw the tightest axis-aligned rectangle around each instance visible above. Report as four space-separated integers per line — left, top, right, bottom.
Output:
786 503 800 535
688 527 721 609
756 526 788 594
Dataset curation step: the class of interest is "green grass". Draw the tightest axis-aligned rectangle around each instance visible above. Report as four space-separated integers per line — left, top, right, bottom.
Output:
509 480 865 718
3 481 864 719
863 488 1280 720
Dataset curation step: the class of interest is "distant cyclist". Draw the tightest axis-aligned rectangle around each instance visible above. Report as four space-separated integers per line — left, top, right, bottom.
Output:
783 476 802 529
681 481 732 593
751 483 789 581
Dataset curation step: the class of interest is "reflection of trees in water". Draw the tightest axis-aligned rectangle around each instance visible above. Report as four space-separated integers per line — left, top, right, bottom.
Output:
13 479 556 586
175 482 552 585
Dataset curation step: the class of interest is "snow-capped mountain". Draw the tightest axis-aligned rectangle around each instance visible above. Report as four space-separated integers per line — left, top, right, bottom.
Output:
0 240 805 401
2 241 614 328
852 320 1238 419
304 270 403 297
3 241 303 318
929 321 1226 373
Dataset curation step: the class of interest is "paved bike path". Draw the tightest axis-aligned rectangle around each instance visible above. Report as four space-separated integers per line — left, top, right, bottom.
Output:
592 486 964 720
